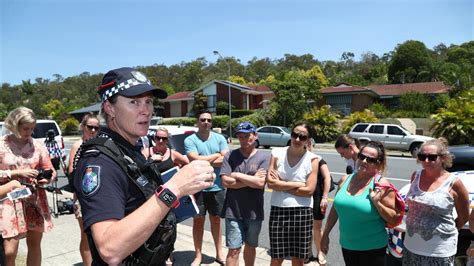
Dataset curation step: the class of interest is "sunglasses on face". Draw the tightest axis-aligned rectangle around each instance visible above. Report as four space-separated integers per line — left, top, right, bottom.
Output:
357 153 379 164
200 118 212 123
86 125 99 131
291 132 309 141
155 136 168 142
417 153 439 161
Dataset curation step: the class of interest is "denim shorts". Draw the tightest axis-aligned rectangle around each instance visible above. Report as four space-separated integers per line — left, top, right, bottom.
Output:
225 218 262 249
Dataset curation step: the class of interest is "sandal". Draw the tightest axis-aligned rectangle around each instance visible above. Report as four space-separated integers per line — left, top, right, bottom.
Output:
214 258 225 265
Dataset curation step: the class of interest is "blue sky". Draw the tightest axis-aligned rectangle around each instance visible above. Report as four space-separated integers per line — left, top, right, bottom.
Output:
1 0 472 85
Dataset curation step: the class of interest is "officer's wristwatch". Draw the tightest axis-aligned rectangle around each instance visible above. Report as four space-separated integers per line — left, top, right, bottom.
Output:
155 185 180 209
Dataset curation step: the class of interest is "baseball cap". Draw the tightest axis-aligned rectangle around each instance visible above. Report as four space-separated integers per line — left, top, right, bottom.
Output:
97 67 167 102
235 122 256 134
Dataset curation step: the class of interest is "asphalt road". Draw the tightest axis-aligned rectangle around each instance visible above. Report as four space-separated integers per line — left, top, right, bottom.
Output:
59 138 418 265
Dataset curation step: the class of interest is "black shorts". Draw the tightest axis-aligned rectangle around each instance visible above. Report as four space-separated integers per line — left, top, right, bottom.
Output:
312 184 325 220
194 190 225 216
342 247 386 266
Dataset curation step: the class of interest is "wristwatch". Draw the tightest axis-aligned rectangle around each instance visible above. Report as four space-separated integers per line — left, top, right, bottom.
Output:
155 185 180 209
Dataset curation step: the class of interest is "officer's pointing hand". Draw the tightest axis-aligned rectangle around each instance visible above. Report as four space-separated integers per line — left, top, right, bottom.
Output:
167 160 214 197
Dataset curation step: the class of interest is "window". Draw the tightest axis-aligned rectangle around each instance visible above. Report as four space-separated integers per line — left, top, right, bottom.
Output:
272 128 282 134
388 126 405 136
257 127 271 133
207 95 216 112
368 125 384 134
352 124 368 132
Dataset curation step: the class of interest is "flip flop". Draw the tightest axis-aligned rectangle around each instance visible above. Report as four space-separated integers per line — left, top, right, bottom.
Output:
214 258 225 265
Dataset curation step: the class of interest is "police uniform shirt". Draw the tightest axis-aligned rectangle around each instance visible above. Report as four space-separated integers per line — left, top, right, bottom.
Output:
74 128 147 232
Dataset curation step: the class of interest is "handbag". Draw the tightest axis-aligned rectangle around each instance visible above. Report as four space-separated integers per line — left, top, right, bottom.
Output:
374 177 405 228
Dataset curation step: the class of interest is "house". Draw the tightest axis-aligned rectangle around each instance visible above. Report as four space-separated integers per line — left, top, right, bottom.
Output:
69 102 164 122
318 82 450 115
161 80 274 117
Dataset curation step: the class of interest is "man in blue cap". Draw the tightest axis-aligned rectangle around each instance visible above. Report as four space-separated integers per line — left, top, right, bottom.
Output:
220 122 270 266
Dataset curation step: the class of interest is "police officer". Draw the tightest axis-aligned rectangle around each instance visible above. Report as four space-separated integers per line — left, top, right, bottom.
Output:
73 67 215 265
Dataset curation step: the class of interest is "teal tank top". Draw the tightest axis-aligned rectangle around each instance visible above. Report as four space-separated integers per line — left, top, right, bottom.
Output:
334 174 387 251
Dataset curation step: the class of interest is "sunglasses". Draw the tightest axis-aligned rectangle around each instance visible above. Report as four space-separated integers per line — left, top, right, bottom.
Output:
86 125 100 131
200 118 212 123
155 136 168 142
417 153 439 161
291 132 309 141
357 153 379 164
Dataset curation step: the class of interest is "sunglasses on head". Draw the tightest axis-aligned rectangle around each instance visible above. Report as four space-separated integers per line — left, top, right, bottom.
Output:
86 125 99 131
417 153 439 161
200 118 212 123
291 132 309 141
357 153 379 164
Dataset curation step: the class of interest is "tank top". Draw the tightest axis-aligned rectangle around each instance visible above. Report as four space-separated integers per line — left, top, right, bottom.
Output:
156 150 175 173
404 169 458 257
334 173 387 251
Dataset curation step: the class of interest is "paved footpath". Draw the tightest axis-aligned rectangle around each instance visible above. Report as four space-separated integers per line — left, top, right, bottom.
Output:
16 192 319 265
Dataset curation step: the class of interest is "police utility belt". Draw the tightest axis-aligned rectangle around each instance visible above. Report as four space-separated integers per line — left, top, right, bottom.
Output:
76 137 177 266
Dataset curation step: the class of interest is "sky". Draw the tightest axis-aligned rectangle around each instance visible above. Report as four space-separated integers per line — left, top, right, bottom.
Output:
1 0 472 85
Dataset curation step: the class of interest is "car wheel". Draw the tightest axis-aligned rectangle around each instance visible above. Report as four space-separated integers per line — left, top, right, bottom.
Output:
264 146 270 149
255 140 260 148
410 143 422 158
287 140 291 146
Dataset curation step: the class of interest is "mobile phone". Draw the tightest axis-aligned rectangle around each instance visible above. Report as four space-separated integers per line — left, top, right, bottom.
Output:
7 187 32 201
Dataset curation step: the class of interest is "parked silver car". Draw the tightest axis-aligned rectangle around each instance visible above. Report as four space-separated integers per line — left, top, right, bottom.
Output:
255 126 291 148
348 123 433 157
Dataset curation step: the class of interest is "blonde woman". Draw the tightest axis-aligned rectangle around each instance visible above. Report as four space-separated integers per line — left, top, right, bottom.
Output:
0 107 56 266
403 138 469 265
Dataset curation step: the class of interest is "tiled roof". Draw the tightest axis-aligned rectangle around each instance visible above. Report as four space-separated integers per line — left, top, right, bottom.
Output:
164 91 193 101
369 82 450 96
321 82 450 96
248 85 272 92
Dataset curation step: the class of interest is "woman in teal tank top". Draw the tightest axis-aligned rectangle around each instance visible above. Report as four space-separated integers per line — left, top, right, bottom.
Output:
321 141 399 266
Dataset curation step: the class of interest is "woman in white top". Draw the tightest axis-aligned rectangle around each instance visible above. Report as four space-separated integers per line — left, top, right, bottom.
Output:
267 122 319 266
404 138 469 266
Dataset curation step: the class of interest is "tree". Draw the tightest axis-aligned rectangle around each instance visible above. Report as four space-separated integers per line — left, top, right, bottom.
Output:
265 65 328 126
430 89 474 145
388 40 432 84
192 91 207 115
398 92 431 117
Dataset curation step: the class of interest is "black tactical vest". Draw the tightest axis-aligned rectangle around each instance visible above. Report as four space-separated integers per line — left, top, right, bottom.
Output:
75 136 177 266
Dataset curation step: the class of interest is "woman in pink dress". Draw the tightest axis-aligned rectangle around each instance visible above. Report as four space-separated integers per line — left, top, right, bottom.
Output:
0 107 55 266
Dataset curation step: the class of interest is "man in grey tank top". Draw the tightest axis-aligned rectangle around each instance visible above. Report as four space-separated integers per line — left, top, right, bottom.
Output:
220 122 270 266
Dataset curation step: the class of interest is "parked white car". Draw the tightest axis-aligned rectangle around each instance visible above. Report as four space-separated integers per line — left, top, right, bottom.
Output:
348 123 433 157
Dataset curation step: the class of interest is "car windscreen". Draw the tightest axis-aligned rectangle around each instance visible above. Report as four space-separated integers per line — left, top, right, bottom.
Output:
33 123 59 138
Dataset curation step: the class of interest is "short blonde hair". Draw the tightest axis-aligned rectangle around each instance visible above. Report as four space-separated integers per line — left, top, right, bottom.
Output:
155 127 171 138
4 107 36 137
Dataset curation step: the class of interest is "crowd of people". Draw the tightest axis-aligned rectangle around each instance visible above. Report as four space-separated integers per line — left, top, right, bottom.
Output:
0 67 472 266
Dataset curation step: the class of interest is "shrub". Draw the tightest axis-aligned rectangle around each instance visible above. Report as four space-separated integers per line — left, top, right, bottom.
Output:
303 105 340 142
367 103 390 118
60 117 79 135
212 115 230 129
164 117 196 126
342 109 379 133
232 109 255 118
430 89 474 145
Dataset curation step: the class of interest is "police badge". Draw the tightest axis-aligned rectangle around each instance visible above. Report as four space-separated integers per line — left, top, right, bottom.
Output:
82 165 101 196
131 70 148 83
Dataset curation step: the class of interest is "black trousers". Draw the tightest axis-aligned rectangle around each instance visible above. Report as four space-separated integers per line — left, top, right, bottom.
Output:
341 246 386 266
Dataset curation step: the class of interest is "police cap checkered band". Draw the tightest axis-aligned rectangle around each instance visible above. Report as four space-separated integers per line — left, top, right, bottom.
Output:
97 67 167 102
